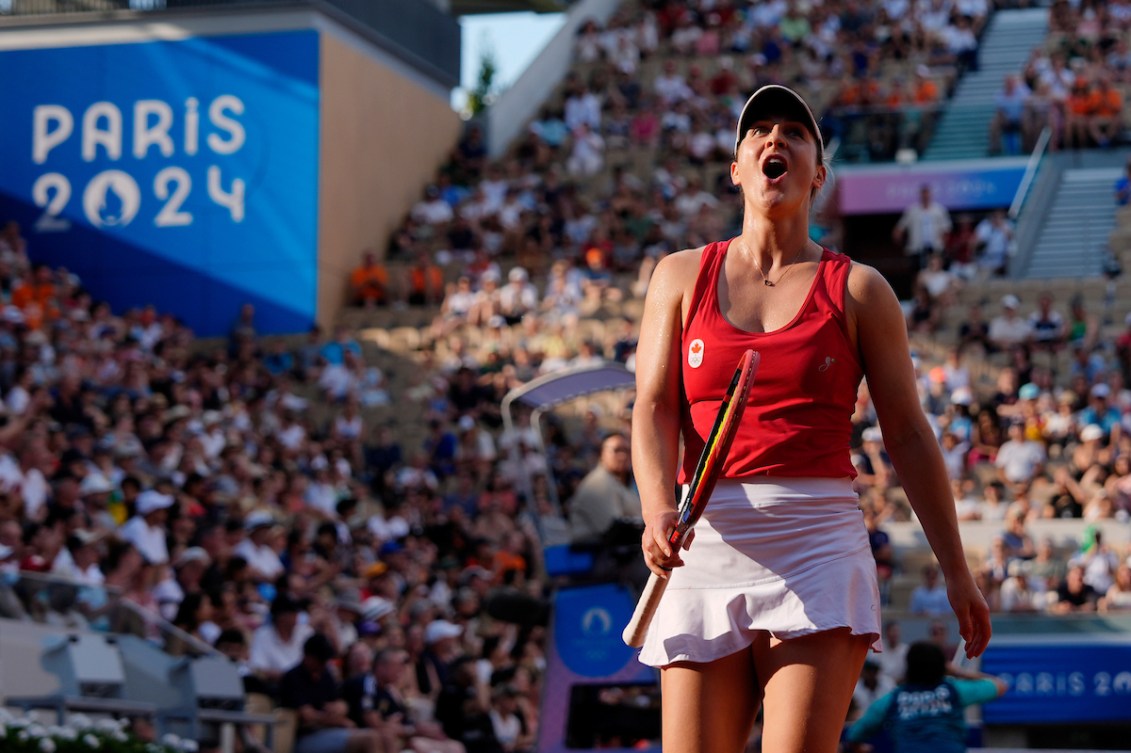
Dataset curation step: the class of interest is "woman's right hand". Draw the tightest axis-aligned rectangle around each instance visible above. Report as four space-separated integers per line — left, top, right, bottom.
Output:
641 509 690 578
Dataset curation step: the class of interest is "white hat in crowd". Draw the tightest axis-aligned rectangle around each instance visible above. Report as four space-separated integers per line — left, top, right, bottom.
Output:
136 490 174 516
424 619 463 644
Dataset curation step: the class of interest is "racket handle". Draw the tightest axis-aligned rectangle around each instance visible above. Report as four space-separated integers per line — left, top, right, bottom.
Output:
622 572 669 648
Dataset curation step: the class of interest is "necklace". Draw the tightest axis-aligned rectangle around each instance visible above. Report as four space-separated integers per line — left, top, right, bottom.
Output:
751 242 810 287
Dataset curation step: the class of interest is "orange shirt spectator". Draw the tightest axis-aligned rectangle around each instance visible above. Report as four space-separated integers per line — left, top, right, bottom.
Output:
1088 84 1123 117
11 265 56 313
913 70 940 104
408 255 444 307
1067 80 1092 116
349 251 389 307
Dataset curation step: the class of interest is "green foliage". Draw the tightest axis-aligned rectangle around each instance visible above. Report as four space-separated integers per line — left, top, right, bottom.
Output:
467 46 498 116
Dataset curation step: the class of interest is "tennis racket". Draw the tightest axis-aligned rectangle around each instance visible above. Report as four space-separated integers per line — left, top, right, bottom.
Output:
622 348 760 648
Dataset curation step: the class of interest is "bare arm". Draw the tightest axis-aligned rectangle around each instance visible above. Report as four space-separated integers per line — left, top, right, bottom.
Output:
848 263 992 658
632 250 700 577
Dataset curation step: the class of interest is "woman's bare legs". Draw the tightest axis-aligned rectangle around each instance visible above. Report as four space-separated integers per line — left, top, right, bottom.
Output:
660 647 761 753
755 628 873 753
659 628 872 753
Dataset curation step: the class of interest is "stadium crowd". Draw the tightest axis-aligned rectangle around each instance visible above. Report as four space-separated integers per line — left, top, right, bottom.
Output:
2 1 1131 752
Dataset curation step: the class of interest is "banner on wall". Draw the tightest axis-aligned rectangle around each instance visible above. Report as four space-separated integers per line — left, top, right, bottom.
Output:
0 29 320 335
837 157 1029 215
981 638 1131 724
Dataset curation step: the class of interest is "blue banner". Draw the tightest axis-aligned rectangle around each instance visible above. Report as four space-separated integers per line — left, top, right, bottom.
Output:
981 640 1131 724
553 583 640 678
0 30 320 335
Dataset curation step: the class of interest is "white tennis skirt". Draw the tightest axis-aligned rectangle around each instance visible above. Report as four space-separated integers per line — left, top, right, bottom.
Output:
638 477 883 668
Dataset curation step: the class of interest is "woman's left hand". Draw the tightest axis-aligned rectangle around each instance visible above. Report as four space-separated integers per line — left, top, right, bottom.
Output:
947 569 992 659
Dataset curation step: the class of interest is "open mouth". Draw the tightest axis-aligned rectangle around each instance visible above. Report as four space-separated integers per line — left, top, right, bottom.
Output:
763 156 788 180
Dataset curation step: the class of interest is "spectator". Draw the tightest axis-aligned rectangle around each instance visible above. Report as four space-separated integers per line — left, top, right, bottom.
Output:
351 252 390 308
990 74 1031 156
1087 74 1124 149
566 123 606 178
119 489 174 565
957 301 992 354
909 564 951 615
850 659 895 721
280 633 389 753
877 620 909 685
1051 563 1099 613
250 596 315 690
893 184 952 273
234 511 285 584
566 433 641 545
1101 563 1131 612
973 209 1014 279
1027 291 1066 355
344 647 465 753
994 420 1046 496
987 295 1031 352
434 655 501 753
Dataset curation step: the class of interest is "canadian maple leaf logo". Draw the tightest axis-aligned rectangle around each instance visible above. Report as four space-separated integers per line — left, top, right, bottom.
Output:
691 342 702 354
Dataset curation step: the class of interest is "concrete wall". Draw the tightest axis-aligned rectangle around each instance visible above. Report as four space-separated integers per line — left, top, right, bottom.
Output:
317 24 461 328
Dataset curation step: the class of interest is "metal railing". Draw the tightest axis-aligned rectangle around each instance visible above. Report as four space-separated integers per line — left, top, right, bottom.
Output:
1 570 218 658
1008 126 1051 220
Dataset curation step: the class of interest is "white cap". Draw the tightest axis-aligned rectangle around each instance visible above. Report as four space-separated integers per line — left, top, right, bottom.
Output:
734 85 823 162
424 619 463 644
361 596 395 622
136 490 174 516
1001 294 1020 309
0 544 13 560
244 510 277 532
1080 424 1104 442
1091 383 1111 399
79 473 113 496
950 387 973 406
174 546 211 569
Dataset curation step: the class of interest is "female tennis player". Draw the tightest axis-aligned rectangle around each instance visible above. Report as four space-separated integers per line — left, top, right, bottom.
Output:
631 85 992 753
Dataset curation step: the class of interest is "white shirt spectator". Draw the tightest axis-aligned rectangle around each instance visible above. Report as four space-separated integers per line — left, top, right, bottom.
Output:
411 196 454 225
563 90 601 131
654 70 691 105
909 582 951 615
995 435 1046 483
249 621 313 677
566 125 605 177
318 363 357 402
120 516 169 565
22 467 49 521
276 421 307 452
233 537 285 581
988 308 1032 350
5 384 30 415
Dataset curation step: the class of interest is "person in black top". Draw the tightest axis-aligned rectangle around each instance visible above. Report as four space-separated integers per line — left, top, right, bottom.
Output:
344 648 465 753
279 633 388 753
434 656 502 753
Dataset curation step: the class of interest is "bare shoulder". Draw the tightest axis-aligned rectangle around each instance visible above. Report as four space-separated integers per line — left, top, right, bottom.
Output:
845 259 898 306
844 259 905 347
647 246 707 302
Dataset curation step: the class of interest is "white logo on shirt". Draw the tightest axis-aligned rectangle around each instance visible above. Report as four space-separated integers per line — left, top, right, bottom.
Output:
688 339 704 368
819 356 835 372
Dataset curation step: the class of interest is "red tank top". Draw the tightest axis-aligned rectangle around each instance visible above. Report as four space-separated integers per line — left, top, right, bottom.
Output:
679 239 862 482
